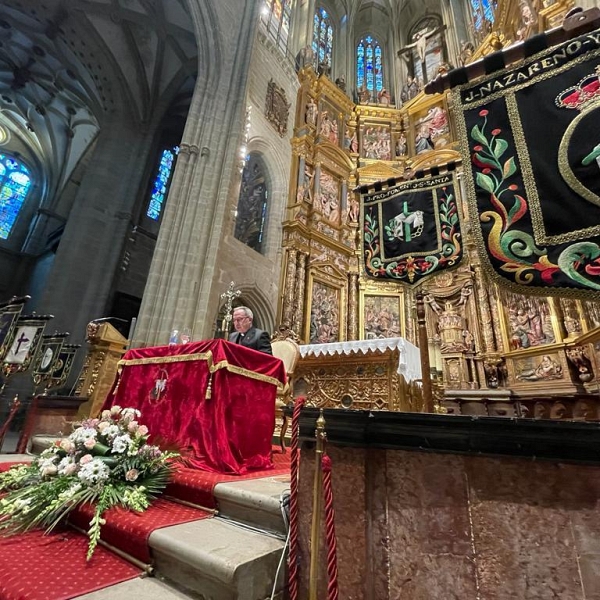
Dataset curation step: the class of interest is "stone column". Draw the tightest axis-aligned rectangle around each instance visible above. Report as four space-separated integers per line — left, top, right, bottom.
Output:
347 273 359 340
134 1 261 346
36 115 152 342
292 251 307 337
282 248 299 329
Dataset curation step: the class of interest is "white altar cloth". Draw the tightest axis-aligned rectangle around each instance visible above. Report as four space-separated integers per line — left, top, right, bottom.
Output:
299 337 422 383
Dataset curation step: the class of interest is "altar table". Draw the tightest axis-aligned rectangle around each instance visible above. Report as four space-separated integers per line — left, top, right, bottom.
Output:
295 338 423 412
103 339 286 474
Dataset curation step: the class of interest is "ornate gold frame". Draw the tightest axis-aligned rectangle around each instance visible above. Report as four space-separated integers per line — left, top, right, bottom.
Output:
305 264 347 344
359 284 406 341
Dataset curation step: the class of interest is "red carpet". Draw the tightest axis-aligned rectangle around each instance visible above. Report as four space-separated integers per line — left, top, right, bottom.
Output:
167 449 290 507
0 528 141 600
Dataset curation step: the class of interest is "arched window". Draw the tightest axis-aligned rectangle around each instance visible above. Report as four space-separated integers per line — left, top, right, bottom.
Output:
261 0 293 54
312 7 333 72
357 36 384 94
146 146 178 221
234 154 269 254
0 154 32 240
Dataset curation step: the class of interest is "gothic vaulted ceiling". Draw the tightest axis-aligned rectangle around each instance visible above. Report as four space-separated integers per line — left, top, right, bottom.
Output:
0 0 197 203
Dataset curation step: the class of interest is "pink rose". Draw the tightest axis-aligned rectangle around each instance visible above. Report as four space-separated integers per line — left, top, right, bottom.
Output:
63 463 78 476
80 454 93 465
84 438 96 450
125 469 139 482
59 439 75 453
137 425 149 436
127 421 139 433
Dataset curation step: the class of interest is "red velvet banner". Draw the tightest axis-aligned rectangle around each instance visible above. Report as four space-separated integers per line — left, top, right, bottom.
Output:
102 339 286 474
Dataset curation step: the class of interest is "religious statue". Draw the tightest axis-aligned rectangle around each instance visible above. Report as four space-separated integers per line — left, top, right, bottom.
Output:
517 355 563 381
357 83 371 104
305 97 317 127
317 59 331 77
347 194 360 223
335 75 346 92
295 46 314 72
459 40 475 66
377 88 392 106
516 0 538 41
395 132 407 157
415 124 434 154
400 76 419 104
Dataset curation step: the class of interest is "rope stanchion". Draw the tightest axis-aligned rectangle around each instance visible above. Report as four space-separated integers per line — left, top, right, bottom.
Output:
321 454 339 600
287 396 305 600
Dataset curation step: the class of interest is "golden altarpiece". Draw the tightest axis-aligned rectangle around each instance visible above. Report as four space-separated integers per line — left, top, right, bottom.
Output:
277 0 600 418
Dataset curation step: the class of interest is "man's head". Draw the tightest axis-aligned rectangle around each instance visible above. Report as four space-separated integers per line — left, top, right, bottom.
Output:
232 306 253 333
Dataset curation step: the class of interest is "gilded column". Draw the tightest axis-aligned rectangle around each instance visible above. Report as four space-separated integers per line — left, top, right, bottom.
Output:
282 248 299 328
488 283 506 353
292 252 307 337
473 265 496 353
405 291 416 344
347 273 359 340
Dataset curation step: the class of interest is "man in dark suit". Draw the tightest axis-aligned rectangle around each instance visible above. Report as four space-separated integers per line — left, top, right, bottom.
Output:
228 306 272 355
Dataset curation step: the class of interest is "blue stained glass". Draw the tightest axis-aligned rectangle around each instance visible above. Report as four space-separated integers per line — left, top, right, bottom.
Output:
0 154 31 240
313 7 333 71
146 148 176 221
357 36 384 95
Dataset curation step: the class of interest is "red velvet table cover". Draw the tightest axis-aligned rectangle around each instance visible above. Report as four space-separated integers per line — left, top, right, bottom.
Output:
102 339 286 474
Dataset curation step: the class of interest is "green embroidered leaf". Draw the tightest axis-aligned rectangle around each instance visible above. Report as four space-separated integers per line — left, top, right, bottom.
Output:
503 157 516 178
475 153 497 168
476 172 495 193
471 125 487 145
493 138 508 159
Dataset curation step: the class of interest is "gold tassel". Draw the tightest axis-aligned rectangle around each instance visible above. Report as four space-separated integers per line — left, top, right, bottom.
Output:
205 373 212 399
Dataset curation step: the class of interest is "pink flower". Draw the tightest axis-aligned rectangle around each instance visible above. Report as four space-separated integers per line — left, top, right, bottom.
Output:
509 184 518 190
482 168 491 174
59 439 75 453
479 109 489 116
473 145 483 152
63 463 78 476
125 469 139 482
491 128 501 135
84 438 96 450
127 421 139 433
80 454 93 465
137 425 149 436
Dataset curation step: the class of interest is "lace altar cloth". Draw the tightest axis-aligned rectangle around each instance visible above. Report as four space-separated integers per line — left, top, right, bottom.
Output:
299 337 422 382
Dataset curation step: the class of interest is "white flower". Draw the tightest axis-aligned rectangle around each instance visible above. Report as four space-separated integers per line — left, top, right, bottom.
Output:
70 427 97 445
110 405 122 415
41 464 58 477
101 410 111 419
121 408 141 419
78 458 110 485
112 434 133 454
58 457 77 476
102 425 120 441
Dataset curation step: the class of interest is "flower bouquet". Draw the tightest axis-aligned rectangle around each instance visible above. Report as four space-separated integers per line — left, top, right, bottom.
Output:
0 406 179 559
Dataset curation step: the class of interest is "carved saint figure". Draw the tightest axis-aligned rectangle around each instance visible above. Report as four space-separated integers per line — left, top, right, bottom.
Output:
305 97 317 127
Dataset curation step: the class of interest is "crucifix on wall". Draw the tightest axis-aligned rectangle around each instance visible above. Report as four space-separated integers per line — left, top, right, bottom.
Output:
398 21 447 87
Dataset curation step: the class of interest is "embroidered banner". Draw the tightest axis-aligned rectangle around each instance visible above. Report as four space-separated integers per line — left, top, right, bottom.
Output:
453 31 600 297
362 173 462 287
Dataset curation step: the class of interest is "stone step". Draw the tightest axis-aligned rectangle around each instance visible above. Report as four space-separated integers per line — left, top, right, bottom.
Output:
150 516 286 600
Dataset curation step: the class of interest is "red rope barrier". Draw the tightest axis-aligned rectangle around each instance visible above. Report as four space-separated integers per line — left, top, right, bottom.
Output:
321 454 339 600
287 396 305 600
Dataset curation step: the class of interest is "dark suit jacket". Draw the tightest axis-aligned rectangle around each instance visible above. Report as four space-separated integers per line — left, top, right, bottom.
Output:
229 326 273 355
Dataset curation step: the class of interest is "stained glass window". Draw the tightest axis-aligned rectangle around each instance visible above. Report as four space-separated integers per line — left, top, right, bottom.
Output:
234 154 269 254
146 146 178 221
0 154 31 240
261 0 293 54
356 36 384 93
470 0 495 35
312 7 333 72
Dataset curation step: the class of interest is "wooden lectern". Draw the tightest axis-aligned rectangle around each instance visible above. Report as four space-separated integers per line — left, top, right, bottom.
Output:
75 321 127 418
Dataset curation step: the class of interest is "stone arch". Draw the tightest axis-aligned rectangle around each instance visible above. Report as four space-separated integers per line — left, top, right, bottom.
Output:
216 283 276 337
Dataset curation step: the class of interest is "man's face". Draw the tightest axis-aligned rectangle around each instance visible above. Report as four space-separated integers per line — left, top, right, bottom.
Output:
232 310 252 333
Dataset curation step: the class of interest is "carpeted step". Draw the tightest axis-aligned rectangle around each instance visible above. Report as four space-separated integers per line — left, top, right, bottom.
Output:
68 497 213 565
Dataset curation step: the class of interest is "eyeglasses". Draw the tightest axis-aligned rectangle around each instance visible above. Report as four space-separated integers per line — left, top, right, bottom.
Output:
232 317 248 322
